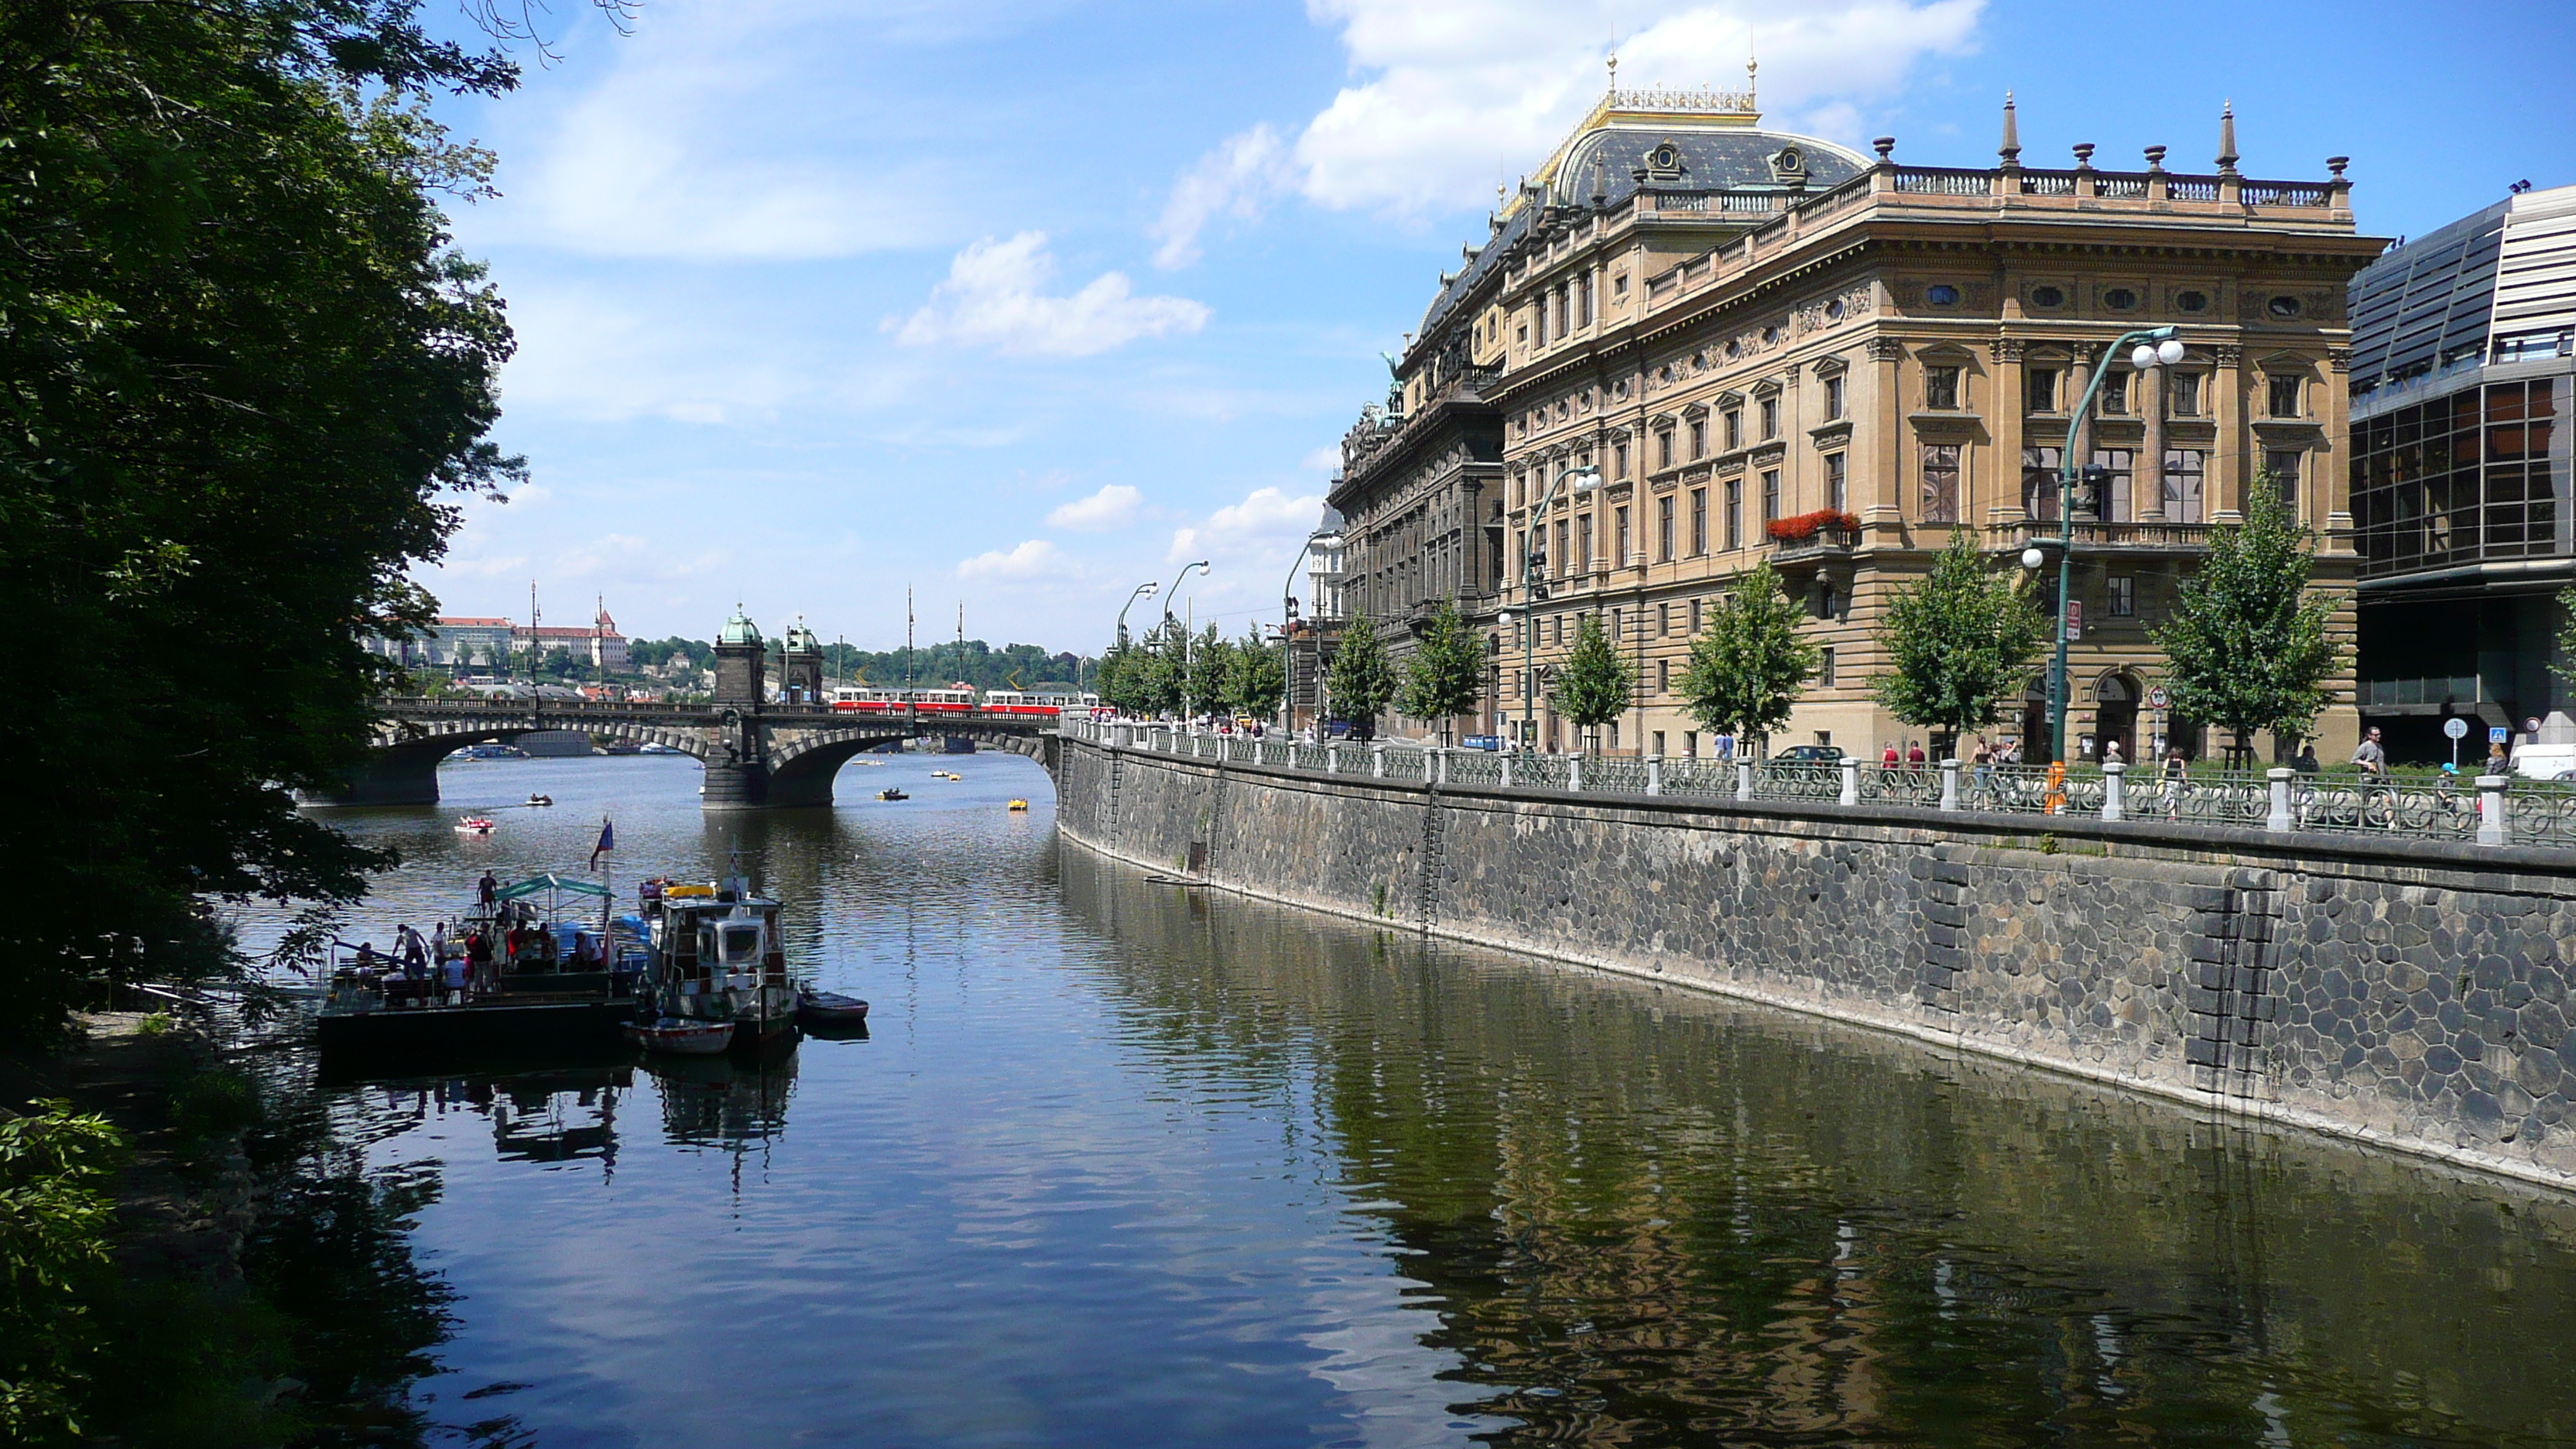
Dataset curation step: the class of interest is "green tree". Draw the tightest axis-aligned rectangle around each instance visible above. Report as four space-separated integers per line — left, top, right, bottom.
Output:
1871 530 2047 757
1399 601 1485 743
2155 472 2345 762
1184 624 1231 717
1228 627 1286 721
1326 615 1396 738
0 0 546 1035
0 1102 125 1442
1551 613 1635 751
1677 560 1820 753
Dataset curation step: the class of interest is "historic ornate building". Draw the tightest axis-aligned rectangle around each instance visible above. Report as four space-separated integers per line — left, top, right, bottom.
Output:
1334 77 2382 759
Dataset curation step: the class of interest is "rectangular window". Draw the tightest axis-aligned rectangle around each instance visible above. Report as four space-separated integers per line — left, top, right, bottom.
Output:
1824 375 1845 420
1926 366 1961 411
2027 366 2060 414
2268 373 2302 419
1577 514 1593 573
2265 448 2304 507
2098 369 2130 416
1615 442 1629 479
1689 598 1703 633
2168 372 2203 418
2108 575 2136 617
1577 274 1591 328
1657 430 1674 469
1614 507 1630 567
2162 448 2205 522
1555 285 1569 337
1920 444 1961 522
1725 477 1743 548
1689 488 1708 555
1656 495 1674 562
1554 519 1569 577
2091 447 2136 522
1656 660 1670 694
1689 419 1707 458
2023 445 2062 519
1725 409 1743 450
1819 646 1837 688
1607 721 1619 752
1684 730 1698 759
1761 468 1782 524
1614 273 1629 297
1760 396 1780 439
1657 601 1670 636
1825 452 1848 512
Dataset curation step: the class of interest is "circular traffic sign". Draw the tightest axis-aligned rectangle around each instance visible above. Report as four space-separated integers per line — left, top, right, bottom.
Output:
2443 717 2469 740
2146 686 2169 710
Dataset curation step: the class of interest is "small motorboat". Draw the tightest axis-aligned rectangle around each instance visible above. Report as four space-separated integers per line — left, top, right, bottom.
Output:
796 987 870 1027
877 788 909 801
524 793 553 807
1006 798 1029 812
624 1017 735 1055
455 815 496 834
932 771 960 781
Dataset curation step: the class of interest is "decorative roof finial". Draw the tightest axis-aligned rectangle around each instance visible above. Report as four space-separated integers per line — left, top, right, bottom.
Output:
1999 90 2021 165
2216 99 2239 176
1606 48 1616 96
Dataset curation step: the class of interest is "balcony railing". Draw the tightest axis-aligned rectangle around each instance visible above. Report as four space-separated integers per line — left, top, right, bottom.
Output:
1772 525 1862 562
1986 519 2218 552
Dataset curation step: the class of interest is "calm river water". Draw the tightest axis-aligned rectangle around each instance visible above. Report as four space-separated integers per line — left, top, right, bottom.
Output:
259 748 2576 1448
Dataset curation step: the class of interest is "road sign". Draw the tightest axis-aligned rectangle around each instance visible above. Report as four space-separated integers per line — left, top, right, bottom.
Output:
2492 727 2512 745
2147 686 2169 710
2526 717 2543 734
2443 718 2468 741
2064 601 2082 642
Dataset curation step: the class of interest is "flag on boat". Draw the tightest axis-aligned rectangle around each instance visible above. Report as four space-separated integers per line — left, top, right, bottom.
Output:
590 817 615 868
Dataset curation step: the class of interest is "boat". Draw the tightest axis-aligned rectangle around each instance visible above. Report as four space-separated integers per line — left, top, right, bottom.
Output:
877 787 909 800
624 1017 735 1054
1007 798 1029 812
796 988 870 1027
456 815 496 834
525 793 553 807
631 868 799 1049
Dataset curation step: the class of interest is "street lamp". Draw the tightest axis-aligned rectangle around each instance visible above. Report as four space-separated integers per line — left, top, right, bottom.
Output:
1114 581 1159 650
1164 560 1211 721
1281 526 1342 736
2033 326 2184 765
1514 464 1602 749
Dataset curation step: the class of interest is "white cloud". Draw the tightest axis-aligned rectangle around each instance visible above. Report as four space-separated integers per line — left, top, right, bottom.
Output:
1154 0 1983 233
1046 484 1143 532
1168 486 1326 564
890 233 1211 358
957 539 1076 581
1150 125 1295 269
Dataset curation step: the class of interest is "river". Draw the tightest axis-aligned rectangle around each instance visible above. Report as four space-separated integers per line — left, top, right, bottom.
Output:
254 747 2576 1447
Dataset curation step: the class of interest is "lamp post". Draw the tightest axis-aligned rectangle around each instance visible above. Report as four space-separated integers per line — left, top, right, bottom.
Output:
2025 326 2184 765
1163 560 1210 721
1114 581 1159 650
1513 464 1602 748
1281 527 1341 736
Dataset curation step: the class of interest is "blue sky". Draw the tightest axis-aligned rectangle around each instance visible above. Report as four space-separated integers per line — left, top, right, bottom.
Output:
420 0 2575 654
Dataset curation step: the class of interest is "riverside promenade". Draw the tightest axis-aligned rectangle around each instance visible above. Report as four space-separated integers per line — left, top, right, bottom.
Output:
1058 719 2576 1194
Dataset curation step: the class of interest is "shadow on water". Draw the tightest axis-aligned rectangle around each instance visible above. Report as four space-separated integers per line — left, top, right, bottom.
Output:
1055 847 2576 1448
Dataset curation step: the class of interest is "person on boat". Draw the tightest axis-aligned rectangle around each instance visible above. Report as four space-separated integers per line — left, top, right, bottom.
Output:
355 940 381 975
440 950 468 1002
478 871 498 907
399 924 428 973
466 932 496 995
431 921 449 965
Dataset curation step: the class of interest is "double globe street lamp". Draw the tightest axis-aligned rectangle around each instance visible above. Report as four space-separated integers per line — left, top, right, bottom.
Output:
2023 326 2185 765
1499 464 1601 749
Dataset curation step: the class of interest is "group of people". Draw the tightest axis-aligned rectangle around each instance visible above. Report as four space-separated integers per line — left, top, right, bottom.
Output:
341 871 599 1005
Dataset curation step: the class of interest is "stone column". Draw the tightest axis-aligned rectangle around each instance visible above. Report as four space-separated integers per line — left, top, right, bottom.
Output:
2211 344 2245 523
1646 754 1663 796
1736 760 1754 800
2478 775 2509 847
1568 755 1585 793
2139 361 2167 522
2266 768 2293 832
1838 756 1860 806
1992 340 2028 522
1433 747 1448 786
1371 742 1386 778
1499 753 1515 789
2101 761 2125 821
1940 759 1961 810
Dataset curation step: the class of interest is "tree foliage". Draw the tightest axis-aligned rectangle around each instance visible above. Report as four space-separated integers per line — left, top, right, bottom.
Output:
0 0 548 1036
1551 613 1635 742
2154 472 2344 757
1677 560 1819 751
1326 615 1396 736
1399 601 1485 741
1226 627 1285 721
1870 530 2047 754
0 1102 124 1442
1184 624 1230 716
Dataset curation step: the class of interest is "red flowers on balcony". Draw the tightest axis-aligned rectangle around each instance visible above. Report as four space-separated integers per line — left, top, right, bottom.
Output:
1766 510 1862 544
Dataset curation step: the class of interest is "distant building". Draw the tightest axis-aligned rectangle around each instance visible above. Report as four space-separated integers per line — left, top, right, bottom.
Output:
364 615 513 673
2347 183 2576 759
514 604 629 670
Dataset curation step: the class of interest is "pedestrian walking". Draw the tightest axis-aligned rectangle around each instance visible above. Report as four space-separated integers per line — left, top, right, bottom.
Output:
2352 727 2387 776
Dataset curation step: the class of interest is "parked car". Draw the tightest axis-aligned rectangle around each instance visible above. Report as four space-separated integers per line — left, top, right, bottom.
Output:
1770 744 1846 764
1323 720 1356 739
1460 735 1505 752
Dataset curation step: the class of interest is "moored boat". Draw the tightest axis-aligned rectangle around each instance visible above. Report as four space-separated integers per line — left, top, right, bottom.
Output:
632 869 799 1049
796 988 869 1027
624 1017 735 1054
456 815 496 834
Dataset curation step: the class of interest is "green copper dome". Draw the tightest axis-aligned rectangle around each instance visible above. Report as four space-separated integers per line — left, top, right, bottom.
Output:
718 608 762 646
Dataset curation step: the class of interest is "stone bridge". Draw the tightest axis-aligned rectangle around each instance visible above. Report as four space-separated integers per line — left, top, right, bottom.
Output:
319 697 1059 809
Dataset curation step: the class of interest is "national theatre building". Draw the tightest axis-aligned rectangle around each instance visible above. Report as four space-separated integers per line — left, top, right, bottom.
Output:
1325 74 2382 762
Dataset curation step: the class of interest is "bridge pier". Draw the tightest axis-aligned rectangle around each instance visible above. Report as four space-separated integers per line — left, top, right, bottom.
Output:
303 737 458 807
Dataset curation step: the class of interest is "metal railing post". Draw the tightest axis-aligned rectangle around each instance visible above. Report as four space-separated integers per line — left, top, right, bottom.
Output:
2266 768 2293 832
2478 774 2509 847
1646 754 1663 796
2101 762 2125 822
1940 759 1961 811
1838 757 1860 807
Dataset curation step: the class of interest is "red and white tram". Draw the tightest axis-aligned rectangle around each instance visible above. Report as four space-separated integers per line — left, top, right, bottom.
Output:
979 690 1100 717
830 686 978 715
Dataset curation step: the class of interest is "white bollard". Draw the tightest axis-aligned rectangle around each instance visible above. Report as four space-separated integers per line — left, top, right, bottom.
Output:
2478 774 2509 847
1499 753 1515 790
1646 754 1663 796
1838 756 1861 806
1432 747 1448 786
1568 755 1585 793
2266 767 2294 832
2101 761 2125 822
1940 759 1961 811
1371 742 1386 778
1735 759 1753 801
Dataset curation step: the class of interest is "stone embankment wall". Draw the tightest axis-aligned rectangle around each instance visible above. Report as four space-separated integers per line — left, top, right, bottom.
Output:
1057 738 2576 1192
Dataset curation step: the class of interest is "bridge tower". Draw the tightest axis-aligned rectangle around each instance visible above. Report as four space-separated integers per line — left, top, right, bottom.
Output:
707 608 771 809
781 617 824 704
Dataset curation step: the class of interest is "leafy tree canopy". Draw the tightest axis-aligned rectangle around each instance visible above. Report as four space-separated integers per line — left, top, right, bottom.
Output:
1870 530 2047 754
1399 602 1485 741
1326 615 1396 735
1677 560 1819 750
1228 627 1286 721
1552 612 1635 738
2154 474 2344 757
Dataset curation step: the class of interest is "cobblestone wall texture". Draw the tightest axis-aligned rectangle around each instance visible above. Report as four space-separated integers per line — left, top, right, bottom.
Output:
1057 738 2576 1190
